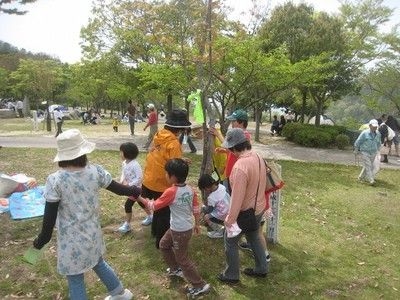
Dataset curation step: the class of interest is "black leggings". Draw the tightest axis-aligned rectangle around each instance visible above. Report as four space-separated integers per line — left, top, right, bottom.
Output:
141 185 169 249
124 197 146 213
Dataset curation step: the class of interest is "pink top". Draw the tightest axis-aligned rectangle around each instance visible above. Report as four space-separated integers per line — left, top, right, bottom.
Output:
224 130 251 177
225 150 267 226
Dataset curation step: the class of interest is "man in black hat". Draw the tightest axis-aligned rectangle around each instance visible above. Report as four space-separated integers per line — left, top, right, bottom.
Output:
141 109 191 248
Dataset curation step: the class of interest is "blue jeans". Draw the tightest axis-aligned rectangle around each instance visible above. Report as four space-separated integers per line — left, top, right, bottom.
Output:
222 212 267 280
67 257 124 300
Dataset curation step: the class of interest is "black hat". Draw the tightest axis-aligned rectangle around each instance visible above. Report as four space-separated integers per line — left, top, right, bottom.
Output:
165 109 192 128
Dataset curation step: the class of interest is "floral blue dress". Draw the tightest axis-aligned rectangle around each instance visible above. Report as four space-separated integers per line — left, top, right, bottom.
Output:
44 164 112 275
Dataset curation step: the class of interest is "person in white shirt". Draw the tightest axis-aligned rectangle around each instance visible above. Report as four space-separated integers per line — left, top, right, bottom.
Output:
53 107 64 137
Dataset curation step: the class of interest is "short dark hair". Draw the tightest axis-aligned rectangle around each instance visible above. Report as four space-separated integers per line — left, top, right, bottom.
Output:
165 158 188 183
58 155 88 168
229 140 251 152
119 142 139 160
198 173 218 190
237 119 248 128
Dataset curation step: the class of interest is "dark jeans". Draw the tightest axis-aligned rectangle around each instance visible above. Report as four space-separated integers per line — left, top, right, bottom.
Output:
128 116 135 135
55 121 63 137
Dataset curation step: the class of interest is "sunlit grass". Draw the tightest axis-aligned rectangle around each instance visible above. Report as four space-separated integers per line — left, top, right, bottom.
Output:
0 147 399 299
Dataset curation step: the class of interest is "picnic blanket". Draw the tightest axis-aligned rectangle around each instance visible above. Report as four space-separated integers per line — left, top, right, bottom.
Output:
8 186 46 220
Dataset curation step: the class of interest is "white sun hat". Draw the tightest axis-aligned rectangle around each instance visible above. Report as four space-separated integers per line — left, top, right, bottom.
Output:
53 129 95 162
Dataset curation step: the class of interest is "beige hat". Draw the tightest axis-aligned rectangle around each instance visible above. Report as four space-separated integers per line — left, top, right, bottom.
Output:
53 129 95 162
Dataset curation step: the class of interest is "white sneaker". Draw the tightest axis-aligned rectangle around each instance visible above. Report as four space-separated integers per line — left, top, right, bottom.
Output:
118 222 131 233
141 215 153 226
207 230 224 239
104 288 133 300
166 267 184 278
186 283 211 297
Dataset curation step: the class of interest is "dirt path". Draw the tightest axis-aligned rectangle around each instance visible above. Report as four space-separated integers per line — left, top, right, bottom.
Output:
1 127 400 169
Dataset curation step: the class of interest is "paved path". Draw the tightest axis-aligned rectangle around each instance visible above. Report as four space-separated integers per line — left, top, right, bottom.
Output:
1 132 400 169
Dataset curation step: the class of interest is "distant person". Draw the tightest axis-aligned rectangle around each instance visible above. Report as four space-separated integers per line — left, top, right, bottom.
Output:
127 100 136 136
378 115 390 163
270 115 279 136
354 119 381 185
286 110 295 123
278 115 286 135
32 129 138 300
138 158 211 298
179 127 197 153
142 103 158 150
385 115 400 157
53 107 64 137
16 100 23 118
112 115 119 132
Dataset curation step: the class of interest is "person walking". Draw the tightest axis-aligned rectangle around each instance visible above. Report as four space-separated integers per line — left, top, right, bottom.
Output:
142 103 158 150
354 119 381 185
139 158 210 297
16 100 24 118
386 115 400 157
127 100 136 136
31 129 139 300
53 107 64 137
217 128 269 284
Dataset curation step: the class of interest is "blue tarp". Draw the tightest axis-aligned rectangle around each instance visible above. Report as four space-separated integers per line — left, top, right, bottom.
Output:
8 186 45 220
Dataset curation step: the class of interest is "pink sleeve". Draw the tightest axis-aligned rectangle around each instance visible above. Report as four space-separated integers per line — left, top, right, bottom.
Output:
153 187 177 211
225 168 247 225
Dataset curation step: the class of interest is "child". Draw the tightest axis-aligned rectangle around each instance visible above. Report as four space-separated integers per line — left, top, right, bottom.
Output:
139 158 210 298
118 142 152 233
112 115 119 132
198 173 232 239
32 129 139 300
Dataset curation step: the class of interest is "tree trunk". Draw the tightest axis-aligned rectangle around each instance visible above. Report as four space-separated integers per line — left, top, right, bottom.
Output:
167 93 172 116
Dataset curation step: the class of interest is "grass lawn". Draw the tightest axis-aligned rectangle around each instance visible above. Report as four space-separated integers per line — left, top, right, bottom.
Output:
0 144 399 299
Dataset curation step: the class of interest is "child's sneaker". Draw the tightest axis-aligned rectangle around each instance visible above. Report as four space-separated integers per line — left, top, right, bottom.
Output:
118 222 131 233
186 283 211 297
104 288 133 300
141 215 153 226
166 267 184 278
207 230 224 239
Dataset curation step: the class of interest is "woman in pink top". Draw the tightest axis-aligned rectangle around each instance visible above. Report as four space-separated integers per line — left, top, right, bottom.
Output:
217 128 269 284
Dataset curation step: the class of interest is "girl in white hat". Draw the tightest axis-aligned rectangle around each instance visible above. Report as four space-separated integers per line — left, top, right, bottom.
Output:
32 129 139 300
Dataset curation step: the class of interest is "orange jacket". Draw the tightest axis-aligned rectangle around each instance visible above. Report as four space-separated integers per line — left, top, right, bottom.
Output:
142 128 182 192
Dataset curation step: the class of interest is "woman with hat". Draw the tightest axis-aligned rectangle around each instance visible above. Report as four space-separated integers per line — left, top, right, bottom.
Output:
218 128 269 284
141 109 191 248
32 129 140 300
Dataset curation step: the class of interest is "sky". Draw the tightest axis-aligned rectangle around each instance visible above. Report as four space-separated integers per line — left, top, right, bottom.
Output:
0 0 398 64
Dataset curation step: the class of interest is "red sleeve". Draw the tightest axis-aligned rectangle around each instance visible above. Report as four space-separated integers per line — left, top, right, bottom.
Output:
192 188 200 214
264 191 270 210
153 186 177 211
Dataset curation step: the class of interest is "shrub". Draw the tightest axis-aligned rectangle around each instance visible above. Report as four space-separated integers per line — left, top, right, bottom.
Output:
335 134 350 150
282 122 350 148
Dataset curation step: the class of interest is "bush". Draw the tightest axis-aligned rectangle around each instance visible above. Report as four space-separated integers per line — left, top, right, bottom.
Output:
335 134 350 150
282 122 350 148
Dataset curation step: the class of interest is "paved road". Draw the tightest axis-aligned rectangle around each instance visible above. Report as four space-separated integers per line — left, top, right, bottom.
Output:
1 133 400 169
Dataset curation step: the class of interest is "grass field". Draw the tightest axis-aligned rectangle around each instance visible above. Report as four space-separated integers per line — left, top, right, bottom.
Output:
0 144 399 299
